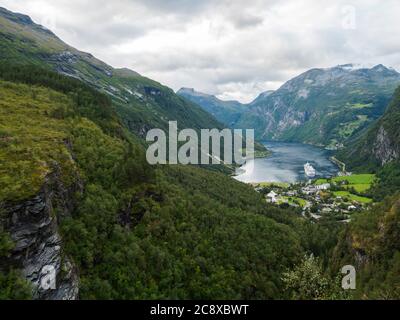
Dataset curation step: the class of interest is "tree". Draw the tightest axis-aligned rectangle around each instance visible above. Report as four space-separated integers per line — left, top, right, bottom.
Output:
282 255 348 300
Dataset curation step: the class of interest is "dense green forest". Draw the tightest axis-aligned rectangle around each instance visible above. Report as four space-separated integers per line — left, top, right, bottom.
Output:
1 62 399 301
331 86 400 299
0 6 399 301
0 64 345 299
332 194 400 299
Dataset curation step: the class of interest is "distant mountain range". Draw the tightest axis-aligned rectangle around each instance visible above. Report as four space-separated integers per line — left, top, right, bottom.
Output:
177 88 248 127
1 5 400 302
178 64 400 149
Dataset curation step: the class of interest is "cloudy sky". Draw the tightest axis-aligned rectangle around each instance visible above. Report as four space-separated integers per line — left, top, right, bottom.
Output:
1 0 400 102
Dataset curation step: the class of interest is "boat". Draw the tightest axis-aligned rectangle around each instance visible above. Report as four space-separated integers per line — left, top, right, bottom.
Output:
304 162 316 177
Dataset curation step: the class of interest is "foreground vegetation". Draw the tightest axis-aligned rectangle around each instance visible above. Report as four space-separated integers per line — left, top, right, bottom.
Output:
0 4 399 299
0 64 348 299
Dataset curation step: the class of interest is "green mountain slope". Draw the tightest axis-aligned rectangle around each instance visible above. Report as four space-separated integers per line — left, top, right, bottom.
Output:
0 8 322 300
0 7 222 137
335 86 400 202
236 64 400 148
0 64 308 299
337 86 400 171
332 194 400 299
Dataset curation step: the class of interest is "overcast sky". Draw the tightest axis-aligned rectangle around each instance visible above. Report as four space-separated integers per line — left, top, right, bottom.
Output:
1 0 400 102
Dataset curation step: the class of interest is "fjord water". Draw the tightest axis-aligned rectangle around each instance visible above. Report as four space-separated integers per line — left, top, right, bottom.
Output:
235 141 338 183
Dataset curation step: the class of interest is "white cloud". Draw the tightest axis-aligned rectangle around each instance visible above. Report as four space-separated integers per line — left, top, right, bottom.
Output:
1 0 399 103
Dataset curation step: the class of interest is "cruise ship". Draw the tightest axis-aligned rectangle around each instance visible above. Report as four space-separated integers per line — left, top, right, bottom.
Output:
304 162 316 178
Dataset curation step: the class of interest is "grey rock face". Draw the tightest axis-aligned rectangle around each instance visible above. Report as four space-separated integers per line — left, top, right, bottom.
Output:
1 167 82 300
373 126 399 165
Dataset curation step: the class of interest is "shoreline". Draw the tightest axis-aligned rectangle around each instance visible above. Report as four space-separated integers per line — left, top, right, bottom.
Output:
330 156 347 174
234 141 344 184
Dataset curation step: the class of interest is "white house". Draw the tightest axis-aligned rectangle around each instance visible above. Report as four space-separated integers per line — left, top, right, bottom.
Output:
316 183 331 191
266 191 278 203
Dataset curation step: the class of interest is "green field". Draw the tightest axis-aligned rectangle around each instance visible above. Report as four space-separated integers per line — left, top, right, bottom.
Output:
338 116 369 139
332 174 376 185
291 197 307 207
348 103 373 109
333 191 373 204
314 178 329 185
253 182 291 188
315 174 376 193
278 196 307 207
343 184 371 193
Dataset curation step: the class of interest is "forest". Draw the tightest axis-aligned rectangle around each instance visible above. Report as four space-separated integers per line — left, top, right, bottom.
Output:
0 61 399 300
0 64 347 299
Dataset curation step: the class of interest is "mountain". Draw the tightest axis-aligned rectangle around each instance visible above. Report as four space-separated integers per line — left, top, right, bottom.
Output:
335 86 400 201
332 194 400 299
236 64 400 148
177 87 270 157
249 90 275 106
0 7 223 137
0 53 306 302
0 7 315 300
330 85 400 300
177 88 247 127
337 86 400 171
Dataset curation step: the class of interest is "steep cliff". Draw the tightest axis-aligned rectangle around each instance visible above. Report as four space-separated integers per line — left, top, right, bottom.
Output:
337 86 400 171
0 79 87 299
2 167 81 299
332 195 400 299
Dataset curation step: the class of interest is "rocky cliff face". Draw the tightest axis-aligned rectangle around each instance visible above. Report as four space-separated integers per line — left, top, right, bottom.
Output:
337 86 400 171
373 126 399 165
1 166 82 300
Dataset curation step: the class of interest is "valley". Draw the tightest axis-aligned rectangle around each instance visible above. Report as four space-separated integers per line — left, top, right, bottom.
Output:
233 141 376 223
234 141 338 184
0 5 399 301
179 65 400 149
252 173 375 223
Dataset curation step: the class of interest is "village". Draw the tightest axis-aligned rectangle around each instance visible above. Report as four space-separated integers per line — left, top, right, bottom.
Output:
253 173 376 222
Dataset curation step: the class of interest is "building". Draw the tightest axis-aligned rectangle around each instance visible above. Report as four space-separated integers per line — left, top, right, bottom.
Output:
266 191 278 203
316 183 331 191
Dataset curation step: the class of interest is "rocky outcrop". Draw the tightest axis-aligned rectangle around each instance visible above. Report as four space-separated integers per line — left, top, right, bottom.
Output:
373 126 399 165
1 165 83 300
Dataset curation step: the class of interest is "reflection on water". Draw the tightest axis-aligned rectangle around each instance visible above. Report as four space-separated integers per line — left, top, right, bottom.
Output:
234 141 338 183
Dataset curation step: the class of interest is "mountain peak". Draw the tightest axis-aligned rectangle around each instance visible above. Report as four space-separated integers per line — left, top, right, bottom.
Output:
334 63 371 71
250 90 275 105
177 87 195 94
0 6 57 37
178 87 215 99
330 63 398 74
0 7 33 25
371 63 396 73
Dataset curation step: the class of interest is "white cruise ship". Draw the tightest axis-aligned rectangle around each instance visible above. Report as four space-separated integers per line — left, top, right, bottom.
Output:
304 162 316 178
